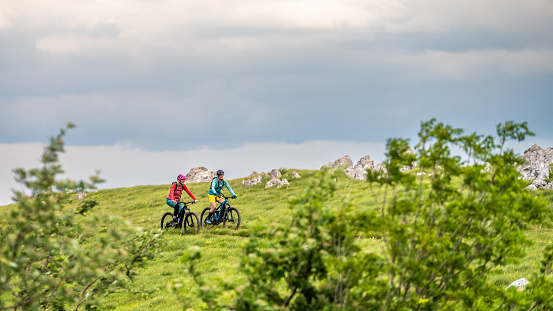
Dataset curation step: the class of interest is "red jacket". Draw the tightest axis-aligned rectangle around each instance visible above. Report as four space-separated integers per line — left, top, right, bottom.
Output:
167 182 196 201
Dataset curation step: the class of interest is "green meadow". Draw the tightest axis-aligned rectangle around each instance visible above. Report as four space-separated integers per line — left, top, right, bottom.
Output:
1 169 552 310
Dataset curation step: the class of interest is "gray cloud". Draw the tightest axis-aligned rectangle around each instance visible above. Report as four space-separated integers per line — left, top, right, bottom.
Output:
1 0 552 203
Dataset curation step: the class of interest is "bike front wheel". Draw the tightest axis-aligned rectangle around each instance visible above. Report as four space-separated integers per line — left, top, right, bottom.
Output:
223 207 241 230
183 212 200 235
161 212 174 230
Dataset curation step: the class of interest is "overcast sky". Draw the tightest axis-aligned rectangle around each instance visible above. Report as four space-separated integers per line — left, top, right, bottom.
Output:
1 0 552 206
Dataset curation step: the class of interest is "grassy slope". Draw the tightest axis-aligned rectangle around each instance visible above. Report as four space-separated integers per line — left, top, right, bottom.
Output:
1 170 553 310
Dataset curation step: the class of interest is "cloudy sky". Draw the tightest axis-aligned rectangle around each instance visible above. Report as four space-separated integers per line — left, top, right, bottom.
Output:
1 0 552 206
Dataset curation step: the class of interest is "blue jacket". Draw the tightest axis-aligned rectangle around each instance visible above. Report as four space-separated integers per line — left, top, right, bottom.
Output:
209 178 236 197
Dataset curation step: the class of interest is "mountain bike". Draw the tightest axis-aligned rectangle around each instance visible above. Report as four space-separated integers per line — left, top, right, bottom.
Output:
161 201 200 235
200 195 241 230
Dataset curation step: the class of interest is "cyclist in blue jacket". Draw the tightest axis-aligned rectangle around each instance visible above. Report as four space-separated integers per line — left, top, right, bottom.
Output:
206 169 237 224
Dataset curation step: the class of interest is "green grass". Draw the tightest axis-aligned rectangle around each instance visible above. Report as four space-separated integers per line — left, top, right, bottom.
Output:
1 171 552 310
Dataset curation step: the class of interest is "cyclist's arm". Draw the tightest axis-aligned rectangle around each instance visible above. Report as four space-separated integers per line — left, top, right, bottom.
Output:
182 184 196 201
224 181 237 197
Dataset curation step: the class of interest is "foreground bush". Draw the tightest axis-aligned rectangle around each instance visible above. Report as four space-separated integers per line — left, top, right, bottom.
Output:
176 120 553 310
0 124 166 310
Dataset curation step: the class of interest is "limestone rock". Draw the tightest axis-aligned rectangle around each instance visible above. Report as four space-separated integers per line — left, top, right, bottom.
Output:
528 177 553 190
532 177 548 188
291 171 301 178
265 178 282 188
186 167 217 183
517 144 553 182
357 155 375 167
506 278 529 291
323 155 353 170
270 169 282 179
373 162 386 173
345 155 375 180
242 175 262 187
265 178 290 189
277 178 290 188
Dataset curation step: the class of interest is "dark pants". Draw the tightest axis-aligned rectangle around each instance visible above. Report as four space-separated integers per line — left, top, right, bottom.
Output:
166 198 180 217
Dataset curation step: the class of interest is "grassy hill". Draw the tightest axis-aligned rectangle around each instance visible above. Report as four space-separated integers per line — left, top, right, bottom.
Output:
2 170 553 310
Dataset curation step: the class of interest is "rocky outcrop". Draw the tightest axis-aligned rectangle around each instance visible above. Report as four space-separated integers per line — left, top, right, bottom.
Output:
325 154 386 179
242 170 297 188
506 278 529 291
518 144 553 190
265 178 280 188
345 155 375 180
373 162 386 173
270 169 282 179
265 178 290 189
328 148 415 180
322 155 354 171
186 167 217 183
518 145 553 180
242 175 262 187
278 178 290 188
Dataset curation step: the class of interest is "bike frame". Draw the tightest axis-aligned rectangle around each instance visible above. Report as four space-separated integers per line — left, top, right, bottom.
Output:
176 201 195 223
201 195 239 229
213 197 229 222
209 194 237 223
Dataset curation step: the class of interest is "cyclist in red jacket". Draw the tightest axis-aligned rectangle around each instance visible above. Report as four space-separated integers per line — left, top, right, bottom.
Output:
166 174 197 224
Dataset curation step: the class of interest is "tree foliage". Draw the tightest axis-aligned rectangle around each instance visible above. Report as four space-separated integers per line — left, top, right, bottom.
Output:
177 119 553 310
0 124 166 310
366 119 549 310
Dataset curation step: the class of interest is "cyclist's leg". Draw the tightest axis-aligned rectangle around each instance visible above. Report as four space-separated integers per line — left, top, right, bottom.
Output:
167 199 180 220
208 194 219 213
166 198 176 208
214 197 225 220
209 201 217 220
207 195 220 223
173 202 181 220
166 199 179 226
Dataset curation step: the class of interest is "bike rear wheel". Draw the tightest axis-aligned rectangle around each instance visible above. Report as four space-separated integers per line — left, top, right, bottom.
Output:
161 212 175 230
223 207 241 230
200 207 212 227
183 212 200 235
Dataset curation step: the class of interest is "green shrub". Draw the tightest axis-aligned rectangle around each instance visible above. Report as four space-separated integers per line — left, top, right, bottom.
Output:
178 119 553 310
0 124 166 310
